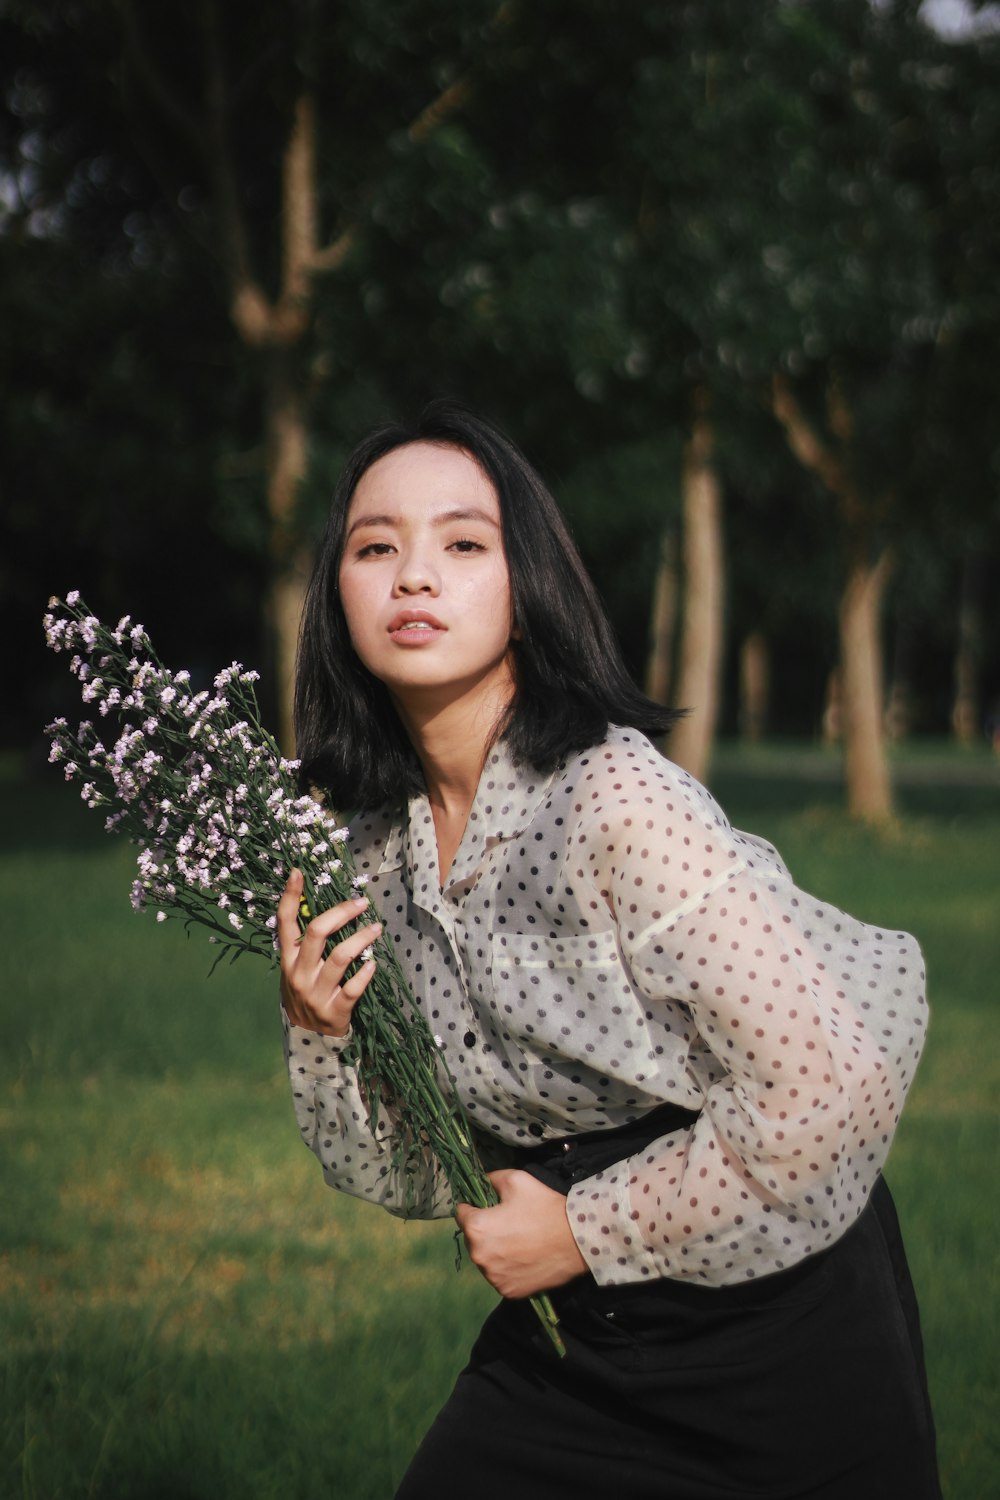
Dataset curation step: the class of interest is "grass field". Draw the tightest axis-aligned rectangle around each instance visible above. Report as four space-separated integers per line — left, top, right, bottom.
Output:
1 742 998 1499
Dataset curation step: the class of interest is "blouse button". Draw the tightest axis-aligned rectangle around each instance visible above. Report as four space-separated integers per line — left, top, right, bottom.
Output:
463 1031 476 1048
528 1122 544 1138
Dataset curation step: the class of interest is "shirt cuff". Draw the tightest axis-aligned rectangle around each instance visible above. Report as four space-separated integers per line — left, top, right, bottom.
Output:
567 1162 650 1286
283 1016 355 1080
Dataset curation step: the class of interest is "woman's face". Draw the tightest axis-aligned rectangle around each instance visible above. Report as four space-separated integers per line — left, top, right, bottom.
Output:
337 441 516 716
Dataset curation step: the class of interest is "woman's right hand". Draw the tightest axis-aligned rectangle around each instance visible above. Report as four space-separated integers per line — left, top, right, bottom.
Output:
277 868 381 1037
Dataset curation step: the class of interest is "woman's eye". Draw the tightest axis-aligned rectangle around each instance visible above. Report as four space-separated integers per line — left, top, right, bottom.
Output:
448 537 486 553
355 541 395 558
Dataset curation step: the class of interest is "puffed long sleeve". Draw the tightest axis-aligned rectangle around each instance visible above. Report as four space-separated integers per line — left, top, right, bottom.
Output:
281 730 928 1289
283 1010 454 1219
565 741 929 1286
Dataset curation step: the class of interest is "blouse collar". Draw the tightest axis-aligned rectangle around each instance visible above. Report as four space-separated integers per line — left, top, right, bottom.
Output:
376 736 557 897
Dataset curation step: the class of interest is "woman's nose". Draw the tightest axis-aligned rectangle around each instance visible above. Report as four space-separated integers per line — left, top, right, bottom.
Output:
393 551 440 596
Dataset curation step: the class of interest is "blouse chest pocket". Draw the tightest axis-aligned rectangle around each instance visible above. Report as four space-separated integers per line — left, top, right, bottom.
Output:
490 929 663 1085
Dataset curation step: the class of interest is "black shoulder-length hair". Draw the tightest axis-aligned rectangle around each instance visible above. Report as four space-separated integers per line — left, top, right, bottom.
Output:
295 401 680 808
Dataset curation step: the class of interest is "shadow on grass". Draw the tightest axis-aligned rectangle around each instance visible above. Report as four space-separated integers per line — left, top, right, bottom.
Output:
5 1293 483 1500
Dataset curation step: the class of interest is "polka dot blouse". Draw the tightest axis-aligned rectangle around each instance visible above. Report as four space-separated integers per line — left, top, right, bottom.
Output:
284 727 929 1287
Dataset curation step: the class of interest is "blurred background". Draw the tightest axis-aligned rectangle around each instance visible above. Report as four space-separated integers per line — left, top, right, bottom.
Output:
3 0 1000 800
2 3 998 1497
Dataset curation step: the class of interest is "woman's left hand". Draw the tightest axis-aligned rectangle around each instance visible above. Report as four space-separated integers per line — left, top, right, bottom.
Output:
455 1170 587 1299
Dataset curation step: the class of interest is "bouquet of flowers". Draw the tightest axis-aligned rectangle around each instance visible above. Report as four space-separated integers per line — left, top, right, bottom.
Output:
43 592 563 1355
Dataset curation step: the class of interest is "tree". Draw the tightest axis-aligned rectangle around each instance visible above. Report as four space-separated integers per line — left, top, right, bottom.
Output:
5 0 997 779
2 0 514 742
612 0 999 816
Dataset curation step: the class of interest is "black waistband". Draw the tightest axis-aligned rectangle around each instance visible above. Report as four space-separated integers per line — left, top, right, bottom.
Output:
502 1100 700 1195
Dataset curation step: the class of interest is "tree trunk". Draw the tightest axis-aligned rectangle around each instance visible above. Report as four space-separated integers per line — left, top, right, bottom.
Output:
644 526 679 706
770 374 894 820
738 630 769 743
668 392 725 782
839 548 894 822
264 352 312 750
128 20 495 750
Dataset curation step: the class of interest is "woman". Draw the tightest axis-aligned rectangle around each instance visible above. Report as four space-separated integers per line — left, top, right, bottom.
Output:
277 403 940 1499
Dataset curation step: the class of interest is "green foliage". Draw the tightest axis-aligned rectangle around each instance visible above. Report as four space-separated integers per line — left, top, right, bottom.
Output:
2 0 999 748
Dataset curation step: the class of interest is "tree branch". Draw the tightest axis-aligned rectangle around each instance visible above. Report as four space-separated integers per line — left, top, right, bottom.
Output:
280 92 319 306
199 0 291 346
309 0 517 273
309 227 356 274
407 76 474 145
771 373 851 500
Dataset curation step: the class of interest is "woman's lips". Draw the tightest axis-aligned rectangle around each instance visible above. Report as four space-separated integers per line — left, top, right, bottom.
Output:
386 609 446 643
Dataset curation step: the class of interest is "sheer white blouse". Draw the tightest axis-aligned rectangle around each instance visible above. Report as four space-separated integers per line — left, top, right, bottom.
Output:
284 727 928 1287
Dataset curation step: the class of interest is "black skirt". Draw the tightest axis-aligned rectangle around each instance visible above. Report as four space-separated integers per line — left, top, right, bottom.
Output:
395 1110 941 1500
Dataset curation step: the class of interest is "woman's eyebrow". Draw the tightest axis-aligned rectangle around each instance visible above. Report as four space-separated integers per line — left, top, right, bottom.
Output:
432 507 500 530
345 512 400 539
345 506 499 539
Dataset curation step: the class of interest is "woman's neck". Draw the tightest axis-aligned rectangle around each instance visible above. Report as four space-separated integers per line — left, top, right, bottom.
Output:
393 676 512 883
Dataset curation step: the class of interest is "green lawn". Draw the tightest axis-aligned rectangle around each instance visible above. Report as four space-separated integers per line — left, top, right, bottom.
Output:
2 743 998 1498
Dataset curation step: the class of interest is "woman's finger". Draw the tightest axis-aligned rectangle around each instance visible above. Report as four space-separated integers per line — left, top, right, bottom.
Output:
318 921 382 986
284 951 377 1035
337 958 377 1002
295 892 373 967
275 869 306 970
276 869 383 1035
276 870 371 965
